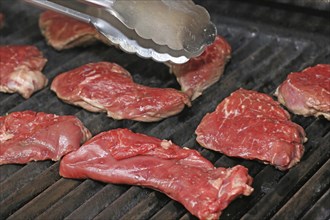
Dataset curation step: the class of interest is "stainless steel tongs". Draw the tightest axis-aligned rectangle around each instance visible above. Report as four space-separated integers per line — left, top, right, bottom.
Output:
25 0 217 64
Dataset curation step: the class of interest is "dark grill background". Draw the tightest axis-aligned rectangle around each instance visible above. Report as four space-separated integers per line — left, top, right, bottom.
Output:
0 0 329 220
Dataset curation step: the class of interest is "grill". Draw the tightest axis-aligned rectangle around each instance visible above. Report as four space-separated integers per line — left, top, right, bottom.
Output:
1 0 330 219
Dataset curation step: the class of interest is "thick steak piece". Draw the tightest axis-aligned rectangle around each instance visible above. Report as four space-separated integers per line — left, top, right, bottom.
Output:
196 89 306 170
51 62 191 122
168 36 231 100
0 111 91 165
39 11 101 50
275 64 330 120
60 128 253 220
0 45 48 98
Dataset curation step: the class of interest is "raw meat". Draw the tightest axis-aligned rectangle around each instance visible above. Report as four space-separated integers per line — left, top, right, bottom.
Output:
60 128 253 220
39 11 102 50
51 62 191 122
275 64 330 120
168 36 231 100
0 111 91 165
196 88 306 170
0 45 48 98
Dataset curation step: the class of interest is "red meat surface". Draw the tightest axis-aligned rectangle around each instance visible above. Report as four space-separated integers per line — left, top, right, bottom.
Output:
196 89 306 170
0 111 91 165
0 45 48 98
39 11 102 50
60 128 253 220
168 36 231 100
51 62 191 122
275 64 330 120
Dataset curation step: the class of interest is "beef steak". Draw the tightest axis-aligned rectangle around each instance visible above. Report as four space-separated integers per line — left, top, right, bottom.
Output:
196 88 306 170
0 111 91 165
0 45 48 98
60 128 253 220
39 11 101 50
168 36 231 100
275 64 330 120
51 62 191 122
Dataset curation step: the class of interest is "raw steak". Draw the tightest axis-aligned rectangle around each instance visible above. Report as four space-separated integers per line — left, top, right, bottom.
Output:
0 111 91 165
60 128 253 220
51 62 191 122
39 11 101 50
196 89 306 170
168 36 231 100
0 45 48 98
275 64 330 120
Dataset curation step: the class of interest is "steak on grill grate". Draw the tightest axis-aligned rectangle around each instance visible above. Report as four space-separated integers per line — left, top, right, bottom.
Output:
51 62 191 122
275 64 330 120
0 45 48 98
39 11 101 50
196 88 306 170
0 111 91 165
60 128 253 220
168 36 231 101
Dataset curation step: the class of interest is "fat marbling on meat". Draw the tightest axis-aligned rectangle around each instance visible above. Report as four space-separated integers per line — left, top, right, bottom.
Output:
39 11 102 50
60 128 253 220
0 45 48 98
51 62 191 122
275 64 330 120
196 88 306 170
168 36 231 100
0 111 91 165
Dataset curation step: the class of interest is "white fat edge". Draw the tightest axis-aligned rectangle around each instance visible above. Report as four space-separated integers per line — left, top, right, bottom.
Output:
80 96 106 111
79 71 100 85
271 153 277 165
160 140 173 149
0 133 14 142
208 177 223 190
8 67 36 91
222 98 230 117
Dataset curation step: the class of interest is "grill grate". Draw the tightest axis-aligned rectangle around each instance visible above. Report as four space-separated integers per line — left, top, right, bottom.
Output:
1 1 330 220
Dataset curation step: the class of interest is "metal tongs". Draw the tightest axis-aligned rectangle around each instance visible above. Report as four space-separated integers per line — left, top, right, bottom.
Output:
25 0 217 64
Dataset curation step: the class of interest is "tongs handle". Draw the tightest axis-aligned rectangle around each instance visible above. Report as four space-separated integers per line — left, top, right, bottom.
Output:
26 0 91 23
25 0 216 64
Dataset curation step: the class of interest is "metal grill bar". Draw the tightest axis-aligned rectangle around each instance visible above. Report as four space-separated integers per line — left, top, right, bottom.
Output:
272 159 330 219
35 180 104 220
0 162 60 219
94 187 151 220
7 178 81 220
65 184 129 220
301 189 330 220
241 134 330 219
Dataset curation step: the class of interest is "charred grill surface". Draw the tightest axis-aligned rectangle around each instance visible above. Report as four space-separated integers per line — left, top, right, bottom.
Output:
0 0 329 220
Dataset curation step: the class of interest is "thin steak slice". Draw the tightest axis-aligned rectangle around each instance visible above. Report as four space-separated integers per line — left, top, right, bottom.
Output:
39 10 101 50
0 45 48 98
51 62 191 122
168 36 231 100
275 64 330 120
0 111 91 165
60 128 253 220
196 89 306 170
